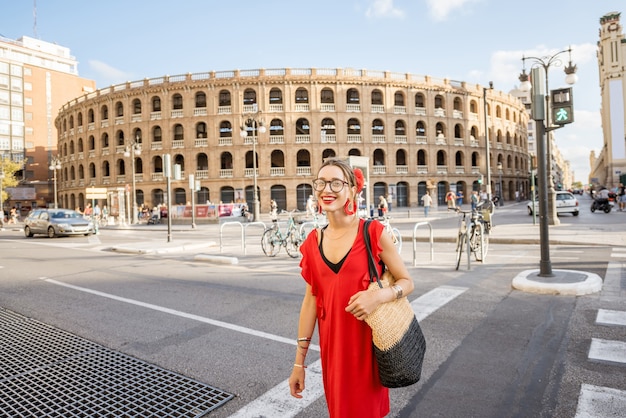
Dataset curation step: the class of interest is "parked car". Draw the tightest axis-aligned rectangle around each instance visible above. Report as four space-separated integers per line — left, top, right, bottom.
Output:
24 208 95 238
527 191 579 216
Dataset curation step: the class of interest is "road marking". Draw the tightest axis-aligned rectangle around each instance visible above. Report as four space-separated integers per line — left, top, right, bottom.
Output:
596 309 626 326
41 278 319 351
588 338 626 365
41 277 466 417
575 384 626 418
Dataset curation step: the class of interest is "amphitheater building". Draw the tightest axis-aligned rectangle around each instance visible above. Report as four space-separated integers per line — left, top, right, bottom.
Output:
55 68 530 218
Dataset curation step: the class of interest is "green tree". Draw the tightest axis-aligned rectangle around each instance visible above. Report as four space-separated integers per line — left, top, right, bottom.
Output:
1 157 21 205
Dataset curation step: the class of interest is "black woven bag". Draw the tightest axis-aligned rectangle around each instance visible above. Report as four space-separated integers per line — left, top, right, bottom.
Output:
363 220 426 388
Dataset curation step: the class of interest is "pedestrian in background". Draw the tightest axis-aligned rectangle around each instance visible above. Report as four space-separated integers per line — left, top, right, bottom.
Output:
446 190 456 210
618 183 625 211
289 157 414 417
421 192 433 217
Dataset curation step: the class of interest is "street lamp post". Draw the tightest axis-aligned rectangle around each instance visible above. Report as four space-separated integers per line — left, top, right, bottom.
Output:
497 162 504 206
519 47 577 226
483 82 494 201
240 106 266 222
124 135 141 224
518 47 577 276
49 156 62 208
0 164 4 218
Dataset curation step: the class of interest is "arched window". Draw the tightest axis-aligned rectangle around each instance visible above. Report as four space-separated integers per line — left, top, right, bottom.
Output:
394 91 405 106
270 119 284 136
132 99 141 115
69 115 74 129
195 92 206 108
296 118 310 135
88 109 94 123
395 120 406 135
417 149 427 165
434 95 445 109
295 88 309 103
321 88 334 103
269 88 283 104
453 97 462 111
371 89 383 105
197 153 209 171
321 118 336 135
416 121 426 137
243 88 256 106
372 119 384 135
196 122 207 138
153 126 162 142
101 133 109 149
415 93 425 108
77 112 83 126
220 121 232 138
174 124 184 140
172 94 183 110
347 118 361 135
219 90 231 106
88 135 95 151
115 101 123 117
101 105 108 120
347 88 360 104
152 96 161 112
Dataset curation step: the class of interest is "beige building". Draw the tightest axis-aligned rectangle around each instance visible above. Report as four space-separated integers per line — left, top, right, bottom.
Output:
0 35 95 213
590 11 626 188
55 68 530 217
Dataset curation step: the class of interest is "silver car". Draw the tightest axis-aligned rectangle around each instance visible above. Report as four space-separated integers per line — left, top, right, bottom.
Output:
24 208 95 238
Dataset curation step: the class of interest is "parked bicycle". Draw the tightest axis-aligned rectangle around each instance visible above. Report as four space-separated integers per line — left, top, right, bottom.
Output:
377 215 402 253
261 209 306 258
454 206 489 270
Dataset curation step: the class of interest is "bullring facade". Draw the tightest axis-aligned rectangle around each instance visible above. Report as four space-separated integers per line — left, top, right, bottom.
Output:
55 68 530 215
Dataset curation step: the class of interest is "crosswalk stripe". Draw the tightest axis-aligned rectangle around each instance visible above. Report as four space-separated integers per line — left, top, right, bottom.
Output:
575 384 626 418
596 309 626 326
588 338 626 365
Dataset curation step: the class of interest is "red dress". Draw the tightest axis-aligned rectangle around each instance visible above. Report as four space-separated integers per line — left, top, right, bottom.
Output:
300 218 389 417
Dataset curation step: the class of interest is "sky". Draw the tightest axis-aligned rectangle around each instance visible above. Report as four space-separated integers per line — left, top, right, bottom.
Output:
1 0 624 184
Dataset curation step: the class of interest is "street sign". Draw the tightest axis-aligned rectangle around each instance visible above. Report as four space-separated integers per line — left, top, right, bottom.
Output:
86 187 108 199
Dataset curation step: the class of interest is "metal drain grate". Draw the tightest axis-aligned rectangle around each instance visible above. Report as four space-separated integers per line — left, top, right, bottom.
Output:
0 308 234 417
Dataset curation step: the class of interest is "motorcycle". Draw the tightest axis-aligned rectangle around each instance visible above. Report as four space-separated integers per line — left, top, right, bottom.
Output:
591 197 612 213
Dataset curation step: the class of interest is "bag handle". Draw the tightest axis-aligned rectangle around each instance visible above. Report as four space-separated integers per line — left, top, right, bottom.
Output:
363 220 383 289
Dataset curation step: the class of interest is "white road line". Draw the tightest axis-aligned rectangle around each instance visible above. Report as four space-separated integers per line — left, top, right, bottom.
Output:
588 338 626 365
42 277 466 418
596 309 626 326
41 278 319 351
575 384 626 418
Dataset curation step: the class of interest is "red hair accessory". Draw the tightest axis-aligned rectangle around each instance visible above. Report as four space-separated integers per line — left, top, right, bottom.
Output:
354 168 364 193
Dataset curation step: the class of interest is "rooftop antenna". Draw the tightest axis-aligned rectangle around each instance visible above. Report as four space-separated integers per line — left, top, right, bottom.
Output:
33 0 38 38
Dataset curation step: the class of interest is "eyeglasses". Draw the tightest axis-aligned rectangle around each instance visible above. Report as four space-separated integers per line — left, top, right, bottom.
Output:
313 179 349 192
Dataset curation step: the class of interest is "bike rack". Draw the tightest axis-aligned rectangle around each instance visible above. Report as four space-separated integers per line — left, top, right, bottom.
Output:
243 222 266 255
219 221 266 254
412 221 434 266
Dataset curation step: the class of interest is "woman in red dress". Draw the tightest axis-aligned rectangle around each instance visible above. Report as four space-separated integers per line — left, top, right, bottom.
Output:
288 158 414 417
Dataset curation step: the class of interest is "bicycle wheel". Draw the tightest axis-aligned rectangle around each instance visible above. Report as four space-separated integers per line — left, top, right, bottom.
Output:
390 228 402 253
285 229 305 258
455 232 466 270
472 223 485 262
261 229 281 257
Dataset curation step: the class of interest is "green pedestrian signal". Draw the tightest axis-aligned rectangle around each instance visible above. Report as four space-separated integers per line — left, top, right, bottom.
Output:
550 88 574 125
552 105 574 125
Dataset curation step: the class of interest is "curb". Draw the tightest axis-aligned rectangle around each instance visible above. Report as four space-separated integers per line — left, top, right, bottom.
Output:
194 254 239 265
511 269 603 296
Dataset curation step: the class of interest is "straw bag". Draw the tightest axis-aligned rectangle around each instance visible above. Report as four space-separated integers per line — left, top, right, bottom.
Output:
363 220 426 388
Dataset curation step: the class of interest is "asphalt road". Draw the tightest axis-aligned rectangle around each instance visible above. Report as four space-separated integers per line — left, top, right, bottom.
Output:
1 197 625 417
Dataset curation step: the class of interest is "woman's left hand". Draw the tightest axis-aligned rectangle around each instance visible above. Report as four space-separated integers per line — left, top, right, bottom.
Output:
345 290 384 320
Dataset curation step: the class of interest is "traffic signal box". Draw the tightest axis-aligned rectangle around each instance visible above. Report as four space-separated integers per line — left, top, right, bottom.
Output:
550 87 574 125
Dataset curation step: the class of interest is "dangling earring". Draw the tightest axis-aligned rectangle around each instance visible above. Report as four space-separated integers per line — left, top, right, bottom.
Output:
344 200 356 215
318 201 323 214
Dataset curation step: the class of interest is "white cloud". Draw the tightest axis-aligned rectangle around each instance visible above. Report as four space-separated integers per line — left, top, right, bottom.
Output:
88 60 132 86
426 0 476 21
366 0 405 18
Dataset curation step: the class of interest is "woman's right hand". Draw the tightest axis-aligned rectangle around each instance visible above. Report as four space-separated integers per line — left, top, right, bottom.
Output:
289 368 306 398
